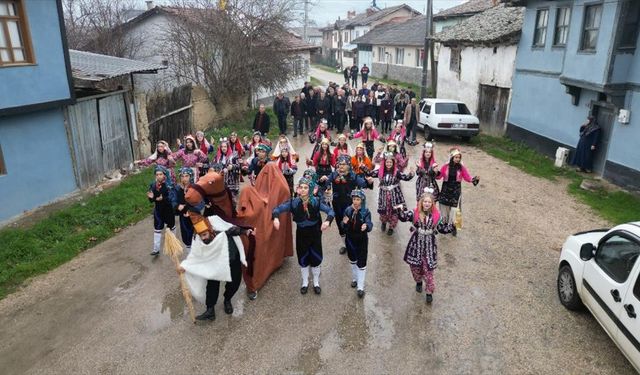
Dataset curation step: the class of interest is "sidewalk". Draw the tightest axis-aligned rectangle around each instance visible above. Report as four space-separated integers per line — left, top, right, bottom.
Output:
310 66 346 88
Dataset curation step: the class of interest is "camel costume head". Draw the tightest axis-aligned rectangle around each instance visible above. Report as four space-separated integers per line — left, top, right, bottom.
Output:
185 169 234 243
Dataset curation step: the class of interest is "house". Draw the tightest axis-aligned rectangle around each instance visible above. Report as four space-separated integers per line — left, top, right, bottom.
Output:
320 5 421 68
434 0 497 33
433 4 524 135
289 27 323 47
505 0 640 189
0 0 77 222
352 16 432 85
112 5 318 99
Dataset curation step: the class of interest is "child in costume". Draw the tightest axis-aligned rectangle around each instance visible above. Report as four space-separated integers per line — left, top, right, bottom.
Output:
175 167 195 254
308 119 332 157
244 131 272 162
351 143 373 178
415 142 440 202
332 133 353 160
370 152 414 236
228 132 245 158
353 116 380 159
173 135 208 181
308 137 335 205
374 139 407 171
272 134 299 162
277 146 298 196
396 189 455 303
212 137 242 206
147 165 177 255
136 140 176 182
319 155 372 254
342 189 373 298
272 176 335 295
436 147 479 227
388 120 407 159
245 143 272 185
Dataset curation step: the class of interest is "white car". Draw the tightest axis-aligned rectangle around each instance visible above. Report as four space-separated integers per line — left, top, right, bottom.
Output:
417 98 480 141
557 222 640 371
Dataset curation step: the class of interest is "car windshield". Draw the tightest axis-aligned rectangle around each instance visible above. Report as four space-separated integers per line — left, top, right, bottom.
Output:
435 103 471 115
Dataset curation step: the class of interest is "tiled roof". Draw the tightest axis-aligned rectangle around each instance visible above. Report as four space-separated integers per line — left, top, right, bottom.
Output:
432 4 524 45
351 16 427 47
321 4 421 31
69 50 166 81
434 0 496 20
289 27 322 38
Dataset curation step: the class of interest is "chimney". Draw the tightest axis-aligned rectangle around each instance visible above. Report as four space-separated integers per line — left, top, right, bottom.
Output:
146 1 154 10
366 8 376 16
347 11 356 19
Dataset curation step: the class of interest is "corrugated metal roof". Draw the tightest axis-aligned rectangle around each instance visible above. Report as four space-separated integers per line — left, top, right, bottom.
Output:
432 4 524 45
70 49 166 81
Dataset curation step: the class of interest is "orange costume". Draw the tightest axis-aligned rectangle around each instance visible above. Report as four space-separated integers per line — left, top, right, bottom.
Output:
237 163 294 294
351 154 373 176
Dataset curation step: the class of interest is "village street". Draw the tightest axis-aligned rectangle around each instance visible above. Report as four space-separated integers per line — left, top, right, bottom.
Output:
0 107 635 374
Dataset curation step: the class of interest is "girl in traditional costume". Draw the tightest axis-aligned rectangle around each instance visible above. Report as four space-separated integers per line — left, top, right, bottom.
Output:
332 133 353 160
351 142 373 178
374 140 407 172
246 143 272 185
353 116 381 159
173 135 208 181
272 134 299 162
175 167 195 254
342 189 373 298
415 142 440 202
147 165 177 255
309 138 335 204
272 176 335 295
436 147 479 228
396 189 454 303
388 120 407 159
277 146 298 196
212 138 242 206
136 140 177 182
309 119 332 157
370 152 414 236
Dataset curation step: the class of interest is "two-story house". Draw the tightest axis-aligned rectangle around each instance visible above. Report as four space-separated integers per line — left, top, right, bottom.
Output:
506 0 640 189
0 0 77 222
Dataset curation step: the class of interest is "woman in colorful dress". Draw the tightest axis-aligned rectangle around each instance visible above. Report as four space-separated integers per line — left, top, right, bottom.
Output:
332 133 353 160
212 138 242 206
173 135 208 181
396 189 454 303
272 134 299 162
353 116 380 159
277 146 298 197
370 152 414 236
436 147 480 227
175 167 195 254
309 119 332 157
374 140 407 172
309 138 335 204
135 140 177 182
228 132 245 158
415 142 440 203
388 120 407 159
351 143 373 179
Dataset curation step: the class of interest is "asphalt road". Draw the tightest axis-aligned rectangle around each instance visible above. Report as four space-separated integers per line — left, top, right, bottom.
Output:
0 125 635 374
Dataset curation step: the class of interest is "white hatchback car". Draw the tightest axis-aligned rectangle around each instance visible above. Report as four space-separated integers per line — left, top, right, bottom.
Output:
417 98 480 141
558 222 640 371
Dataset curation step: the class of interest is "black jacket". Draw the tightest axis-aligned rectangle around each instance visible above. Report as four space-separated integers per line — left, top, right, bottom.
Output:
273 96 290 116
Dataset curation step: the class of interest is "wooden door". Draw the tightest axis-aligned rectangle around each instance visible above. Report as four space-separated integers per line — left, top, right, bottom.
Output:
478 84 510 135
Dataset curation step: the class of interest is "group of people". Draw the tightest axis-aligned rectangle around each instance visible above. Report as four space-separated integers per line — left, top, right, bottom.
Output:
342 63 370 88
137 89 480 323
270 80 421 144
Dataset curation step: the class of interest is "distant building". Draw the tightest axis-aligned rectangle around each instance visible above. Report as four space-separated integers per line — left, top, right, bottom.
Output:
506 0 640 188
290 27 323 47
433 5 524 135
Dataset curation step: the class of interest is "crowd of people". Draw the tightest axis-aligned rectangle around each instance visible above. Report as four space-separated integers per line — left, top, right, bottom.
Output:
136 81 480 322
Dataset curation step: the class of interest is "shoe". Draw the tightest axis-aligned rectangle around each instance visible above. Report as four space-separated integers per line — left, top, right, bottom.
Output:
381 223 387 232
387 228 394 236
426 294 433 303
293 133 297 138
351 280 357 288
150 250 160 256
452 226 457 237
223 299 233 314
300 286 308 295
416 282 423 293
313 286 321 295
247 291 258 300
339 246 347 255
196 307 216 321
357 290 365 298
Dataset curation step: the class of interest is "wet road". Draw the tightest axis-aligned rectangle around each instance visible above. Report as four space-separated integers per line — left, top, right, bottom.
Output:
0 134 635 374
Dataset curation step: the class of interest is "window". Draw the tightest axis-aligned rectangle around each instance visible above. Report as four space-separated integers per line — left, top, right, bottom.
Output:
395 47 404 65
596 234 640 283
581 4 602 51
0 0 34 66
416 48 424 67
619 0 640 49
435 102 471 115
378 47 386 62
333 33 337 42
553 7 571 46
0 144 5 175
344 31 348 42
421 102 431 114
450 47 461 74
533 9 549 47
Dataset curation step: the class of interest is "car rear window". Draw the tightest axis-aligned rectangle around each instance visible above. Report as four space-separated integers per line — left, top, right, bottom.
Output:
435 103 471 115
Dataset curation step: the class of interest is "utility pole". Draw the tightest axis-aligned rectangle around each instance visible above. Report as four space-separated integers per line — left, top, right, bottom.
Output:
421 0 433 98
303 0 309 42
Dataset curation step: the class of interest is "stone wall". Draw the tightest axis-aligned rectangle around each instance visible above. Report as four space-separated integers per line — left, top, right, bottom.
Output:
372 62 430 87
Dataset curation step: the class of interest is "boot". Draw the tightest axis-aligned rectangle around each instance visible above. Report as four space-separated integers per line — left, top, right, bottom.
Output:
387 228 394 236
381 222 387 232
416 282 423 293
196 307 216 321
223 299 233 314
426 294 433 303
339 246 347 255
357 290 365 298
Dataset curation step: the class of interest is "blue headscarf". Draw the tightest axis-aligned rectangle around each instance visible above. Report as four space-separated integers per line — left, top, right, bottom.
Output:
154 165 173 188
178 167 195 184
350 189 367 214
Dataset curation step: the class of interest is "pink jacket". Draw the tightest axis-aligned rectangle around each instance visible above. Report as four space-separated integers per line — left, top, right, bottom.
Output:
354 128 379 141
437 163 473 183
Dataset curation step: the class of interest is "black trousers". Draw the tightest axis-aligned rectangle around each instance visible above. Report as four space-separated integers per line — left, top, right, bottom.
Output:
277 114 287 134
351 76 357 88
335 112 345 133
296 225 323 267
346 233 368 268
364 140 375 159
333 198 351 237
205 235 242 308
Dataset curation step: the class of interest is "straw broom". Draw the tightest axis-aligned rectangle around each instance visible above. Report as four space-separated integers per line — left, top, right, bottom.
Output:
163 229 196 323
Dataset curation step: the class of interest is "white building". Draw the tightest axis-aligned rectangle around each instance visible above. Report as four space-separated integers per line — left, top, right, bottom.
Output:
433 4 524 135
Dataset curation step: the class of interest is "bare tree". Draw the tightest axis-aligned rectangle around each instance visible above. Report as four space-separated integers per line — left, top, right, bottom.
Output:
63 0 143 58
162 0 303 106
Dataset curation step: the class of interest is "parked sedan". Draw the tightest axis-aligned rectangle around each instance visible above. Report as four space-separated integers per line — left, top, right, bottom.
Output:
557 222 640 372
417 98 480 141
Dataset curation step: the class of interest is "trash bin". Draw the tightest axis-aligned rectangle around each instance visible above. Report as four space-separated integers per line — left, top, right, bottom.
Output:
555 147 570 168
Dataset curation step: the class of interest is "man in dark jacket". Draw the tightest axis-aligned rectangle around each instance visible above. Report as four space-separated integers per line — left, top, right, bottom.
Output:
360 64 370 84
305 90 316 132
343 67 350 84
253 104 271 135
333 89 347 133
350 63 358 88
273 91 290 135
316 91 330 125
290 95 305 137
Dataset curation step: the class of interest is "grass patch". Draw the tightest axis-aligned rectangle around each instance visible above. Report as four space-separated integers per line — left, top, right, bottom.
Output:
0 168 154 299
310 76 323 87
471 134 640 224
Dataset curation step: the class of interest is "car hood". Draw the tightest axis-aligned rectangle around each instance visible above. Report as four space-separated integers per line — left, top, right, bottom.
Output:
563 229 609 257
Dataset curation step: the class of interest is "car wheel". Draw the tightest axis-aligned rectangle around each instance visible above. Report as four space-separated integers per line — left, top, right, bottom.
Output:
557 265 583 311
